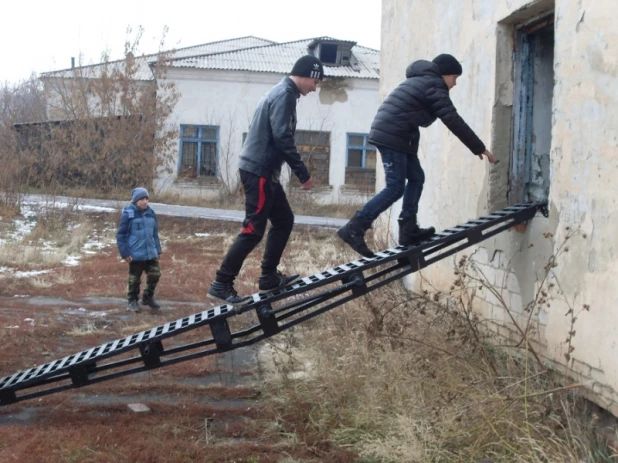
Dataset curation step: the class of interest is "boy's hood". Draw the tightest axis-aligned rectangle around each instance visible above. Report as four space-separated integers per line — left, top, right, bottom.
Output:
405 60 442 79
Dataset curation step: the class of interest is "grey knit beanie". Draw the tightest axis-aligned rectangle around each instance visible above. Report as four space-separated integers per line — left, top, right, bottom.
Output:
131 187 149 203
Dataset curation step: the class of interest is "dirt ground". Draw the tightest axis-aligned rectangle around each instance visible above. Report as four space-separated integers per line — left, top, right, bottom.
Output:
0 212 359 463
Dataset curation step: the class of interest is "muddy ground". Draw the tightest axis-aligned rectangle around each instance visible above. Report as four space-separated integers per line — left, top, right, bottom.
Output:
0 213 359 463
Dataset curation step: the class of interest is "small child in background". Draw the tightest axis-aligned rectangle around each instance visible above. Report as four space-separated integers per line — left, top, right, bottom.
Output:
116 187 162 312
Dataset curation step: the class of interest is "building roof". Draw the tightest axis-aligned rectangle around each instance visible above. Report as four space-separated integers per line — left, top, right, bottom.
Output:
41 36 380 81
40 36 276 81
167 37 380 80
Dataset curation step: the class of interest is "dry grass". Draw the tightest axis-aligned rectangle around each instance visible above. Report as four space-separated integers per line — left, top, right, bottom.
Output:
260 232 617 463
54 269 75 285
28 275 54 288
66 320 110 337
0 205 95 269
0 242 67 267
0 200 615 462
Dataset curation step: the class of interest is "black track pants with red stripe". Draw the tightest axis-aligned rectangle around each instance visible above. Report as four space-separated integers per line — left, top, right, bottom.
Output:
216 169 294 283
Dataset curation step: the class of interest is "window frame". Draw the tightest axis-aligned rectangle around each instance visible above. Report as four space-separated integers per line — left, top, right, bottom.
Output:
291 129 331 186
509 16 554 204
346 133 376 169
178 124 219 178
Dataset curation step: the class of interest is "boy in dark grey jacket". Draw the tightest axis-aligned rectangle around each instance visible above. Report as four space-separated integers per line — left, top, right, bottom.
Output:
208 55 322 305
116 188 162 312
338 54 495 258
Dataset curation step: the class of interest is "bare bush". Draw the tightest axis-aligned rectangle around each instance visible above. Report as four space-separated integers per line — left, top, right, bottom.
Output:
4 26 179 195
0 75 46 214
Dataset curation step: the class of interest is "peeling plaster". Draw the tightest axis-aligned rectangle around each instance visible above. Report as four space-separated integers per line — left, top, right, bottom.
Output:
318 78 349 105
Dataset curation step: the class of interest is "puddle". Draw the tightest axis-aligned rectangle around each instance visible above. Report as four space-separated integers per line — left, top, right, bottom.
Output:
0 407 39 426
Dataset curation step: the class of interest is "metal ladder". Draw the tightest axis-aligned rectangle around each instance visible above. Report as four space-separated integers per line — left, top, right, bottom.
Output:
0 202 547 407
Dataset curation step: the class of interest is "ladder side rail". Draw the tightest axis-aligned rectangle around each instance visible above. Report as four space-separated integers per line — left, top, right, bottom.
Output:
264 269 384 317
268 257 412 319
2 305 236 390
3 255 417 405
1 220 481 396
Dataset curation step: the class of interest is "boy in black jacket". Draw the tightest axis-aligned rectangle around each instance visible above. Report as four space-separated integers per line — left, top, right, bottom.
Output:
338 54 495 258
207 55 322 305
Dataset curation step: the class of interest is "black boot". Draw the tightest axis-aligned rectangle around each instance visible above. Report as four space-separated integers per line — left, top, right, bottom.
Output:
207 280 251 306
141 293 161 310
399 215 436 247
258 271 301 293
337 212 375 258
127 300 141 313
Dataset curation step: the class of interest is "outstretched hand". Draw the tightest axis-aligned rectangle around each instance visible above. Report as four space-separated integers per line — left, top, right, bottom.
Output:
477 150 495 163
302 177 315 190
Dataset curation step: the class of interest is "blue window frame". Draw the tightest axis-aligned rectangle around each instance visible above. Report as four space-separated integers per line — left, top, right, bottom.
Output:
178 125 218 178
346 133 376 169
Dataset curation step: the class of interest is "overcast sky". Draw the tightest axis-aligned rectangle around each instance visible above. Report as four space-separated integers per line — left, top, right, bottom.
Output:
2 0 382 85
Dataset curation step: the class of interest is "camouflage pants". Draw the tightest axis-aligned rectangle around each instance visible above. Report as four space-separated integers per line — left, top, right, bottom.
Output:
127 259 161 302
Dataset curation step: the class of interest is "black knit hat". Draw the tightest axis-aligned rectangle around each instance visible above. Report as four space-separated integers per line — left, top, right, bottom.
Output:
291 55 324 80
432 54 463 75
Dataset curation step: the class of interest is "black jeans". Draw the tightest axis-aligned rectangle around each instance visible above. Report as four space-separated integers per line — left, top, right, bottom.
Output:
358 147 425 222
216 169 294 283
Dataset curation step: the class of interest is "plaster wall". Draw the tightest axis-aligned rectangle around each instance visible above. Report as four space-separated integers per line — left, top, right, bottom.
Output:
380 0 618 414
155 68 380 203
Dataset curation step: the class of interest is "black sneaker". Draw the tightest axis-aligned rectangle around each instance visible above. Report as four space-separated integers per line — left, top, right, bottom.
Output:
141 293 161 310
258 271 301 293
127 300 141 312
207 280 251 306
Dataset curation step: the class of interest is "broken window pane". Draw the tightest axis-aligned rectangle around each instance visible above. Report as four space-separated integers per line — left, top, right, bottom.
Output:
182 126 197 138
319 44 338 64
348 135 365 146
348 149 363 167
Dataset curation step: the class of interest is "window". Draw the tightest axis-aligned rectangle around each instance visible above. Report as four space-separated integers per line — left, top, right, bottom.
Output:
347 134 376 168
319 44 338 64
178 125 218 178
290 130 331 186
345 133 377 189
315 42 353 66
510 16 554 204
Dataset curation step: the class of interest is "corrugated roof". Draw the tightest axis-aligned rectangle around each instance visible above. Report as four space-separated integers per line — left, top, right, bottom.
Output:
41 36 379 81
168 36 276 59
40 36 276 80
168 37 380 80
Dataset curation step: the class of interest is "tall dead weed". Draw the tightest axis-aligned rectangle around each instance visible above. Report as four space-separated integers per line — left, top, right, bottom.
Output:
263 228 616 462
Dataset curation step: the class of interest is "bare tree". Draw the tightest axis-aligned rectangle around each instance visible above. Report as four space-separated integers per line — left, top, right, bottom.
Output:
10 26 180 193
0 75 47 212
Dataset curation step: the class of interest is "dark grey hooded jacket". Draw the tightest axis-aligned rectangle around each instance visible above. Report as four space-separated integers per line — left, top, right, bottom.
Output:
368 60 486 156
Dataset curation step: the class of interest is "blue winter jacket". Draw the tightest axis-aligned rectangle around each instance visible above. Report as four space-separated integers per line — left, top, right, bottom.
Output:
116 204 162 261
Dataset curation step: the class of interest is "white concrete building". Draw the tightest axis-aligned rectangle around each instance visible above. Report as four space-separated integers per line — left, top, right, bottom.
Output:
41 36 381 204
156 36 381 204
380 0 618 415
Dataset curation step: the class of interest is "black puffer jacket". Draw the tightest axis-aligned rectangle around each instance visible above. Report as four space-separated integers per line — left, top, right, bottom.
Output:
368 60 486 156
238 77 310 183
